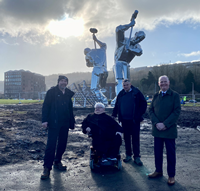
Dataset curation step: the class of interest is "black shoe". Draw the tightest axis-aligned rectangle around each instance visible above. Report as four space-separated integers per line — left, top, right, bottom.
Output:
148 171 163 178
107 157 117 161
101 158 108 163
134 157 143 166
41 167 50 180
54 162 67 171
123 155 132 162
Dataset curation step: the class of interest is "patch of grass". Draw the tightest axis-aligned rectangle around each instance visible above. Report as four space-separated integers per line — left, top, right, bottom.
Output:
181 103 200 107
147 102 200 107
0 99 43 105
0 111 28 117
13 111 28 115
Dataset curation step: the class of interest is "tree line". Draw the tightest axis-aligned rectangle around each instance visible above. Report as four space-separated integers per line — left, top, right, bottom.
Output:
42 63 200 95
136 64 200 95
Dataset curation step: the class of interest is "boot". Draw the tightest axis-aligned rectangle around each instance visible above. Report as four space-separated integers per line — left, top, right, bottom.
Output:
41 167 50 180
123 155 132 162
54 162 67 171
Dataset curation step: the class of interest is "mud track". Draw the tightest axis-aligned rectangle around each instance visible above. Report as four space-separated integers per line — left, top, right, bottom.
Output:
0 104 199 166
0 104 200 190
0 104 199 165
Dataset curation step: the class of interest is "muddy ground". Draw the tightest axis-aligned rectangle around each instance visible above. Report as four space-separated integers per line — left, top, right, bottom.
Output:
0 104 200 191
0 104 199 166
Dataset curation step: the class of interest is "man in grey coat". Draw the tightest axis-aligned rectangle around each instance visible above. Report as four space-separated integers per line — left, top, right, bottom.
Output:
148 75 181 185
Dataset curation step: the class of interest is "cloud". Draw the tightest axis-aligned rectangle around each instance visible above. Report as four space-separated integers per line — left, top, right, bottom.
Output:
0 0 200 45
0 38 19 45
179 51 200 57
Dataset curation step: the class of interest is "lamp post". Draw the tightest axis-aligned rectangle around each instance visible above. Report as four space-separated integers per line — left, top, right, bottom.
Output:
191 82 195 106
19 92 21 104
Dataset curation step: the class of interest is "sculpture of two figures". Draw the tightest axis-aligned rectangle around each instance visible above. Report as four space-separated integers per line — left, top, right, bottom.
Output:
84 10 145 106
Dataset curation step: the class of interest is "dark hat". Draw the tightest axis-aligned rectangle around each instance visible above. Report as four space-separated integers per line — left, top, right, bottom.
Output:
58 75 68 84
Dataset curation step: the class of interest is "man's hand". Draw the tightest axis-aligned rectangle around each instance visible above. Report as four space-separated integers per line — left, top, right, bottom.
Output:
42 122 48 128
161 127 167 131
116 132 122 138
130 19 135 27
86 127 91 133
156 123 166 131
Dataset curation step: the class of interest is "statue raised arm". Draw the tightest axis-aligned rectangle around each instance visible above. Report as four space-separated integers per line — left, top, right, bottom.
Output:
111 10 146 105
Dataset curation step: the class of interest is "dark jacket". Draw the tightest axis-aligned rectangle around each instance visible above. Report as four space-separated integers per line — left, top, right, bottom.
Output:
42 85 75 129
82 113 123 141
148 88 181 139
112 86 147 123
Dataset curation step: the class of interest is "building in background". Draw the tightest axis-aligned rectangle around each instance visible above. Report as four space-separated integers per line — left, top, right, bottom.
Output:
4 70 46 99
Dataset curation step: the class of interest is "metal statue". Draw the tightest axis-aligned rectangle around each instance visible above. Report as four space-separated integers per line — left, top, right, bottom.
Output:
84 28 108 105
111 10 146 105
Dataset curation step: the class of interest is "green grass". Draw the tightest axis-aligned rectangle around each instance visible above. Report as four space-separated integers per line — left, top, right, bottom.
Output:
147 102 200 107
0 99 43 104
181 103 200 107
13 111 28 114
0 110 28 117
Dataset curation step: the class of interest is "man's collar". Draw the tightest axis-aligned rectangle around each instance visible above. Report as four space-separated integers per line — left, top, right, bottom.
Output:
159 88 171 95
127 87 132 92
57 85 66 93
94 111 105 115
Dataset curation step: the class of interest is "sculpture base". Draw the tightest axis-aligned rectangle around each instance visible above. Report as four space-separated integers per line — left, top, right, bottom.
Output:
111 97 116 107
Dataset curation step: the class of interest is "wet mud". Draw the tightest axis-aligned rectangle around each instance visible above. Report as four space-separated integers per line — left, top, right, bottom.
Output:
0 104 200 190
0 104 199 166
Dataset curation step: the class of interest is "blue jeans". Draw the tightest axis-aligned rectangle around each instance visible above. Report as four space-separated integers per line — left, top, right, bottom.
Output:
154 137 176 177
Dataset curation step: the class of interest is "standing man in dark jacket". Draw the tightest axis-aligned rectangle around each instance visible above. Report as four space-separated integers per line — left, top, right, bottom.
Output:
41 75 75 180
148 75 181 185
112 79 147 165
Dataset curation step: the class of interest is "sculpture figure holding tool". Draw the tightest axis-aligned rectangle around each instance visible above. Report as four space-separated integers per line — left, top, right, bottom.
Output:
111 10 146 106
84 28 108 105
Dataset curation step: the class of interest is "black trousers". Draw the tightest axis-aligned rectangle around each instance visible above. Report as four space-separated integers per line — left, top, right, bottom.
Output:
92 134 122 158
43 125 69 170
122 119 140 158
154 137 176 177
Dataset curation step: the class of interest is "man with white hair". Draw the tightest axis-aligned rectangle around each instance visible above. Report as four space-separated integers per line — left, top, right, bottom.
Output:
148 75 181 185
82 103 123 162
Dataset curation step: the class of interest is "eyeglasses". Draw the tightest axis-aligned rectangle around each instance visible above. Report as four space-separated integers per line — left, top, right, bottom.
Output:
95 107 104 109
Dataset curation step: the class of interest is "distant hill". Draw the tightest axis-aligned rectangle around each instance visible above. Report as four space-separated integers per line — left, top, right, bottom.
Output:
2 60 199 93
45 71 115 90
45 72 91 90
0 72 115 93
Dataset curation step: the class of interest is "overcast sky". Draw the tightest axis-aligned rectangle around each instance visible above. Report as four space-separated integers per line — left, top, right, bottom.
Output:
0 0 200 81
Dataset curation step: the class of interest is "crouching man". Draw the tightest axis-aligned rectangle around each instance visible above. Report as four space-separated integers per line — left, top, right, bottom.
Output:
82 103 123 162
